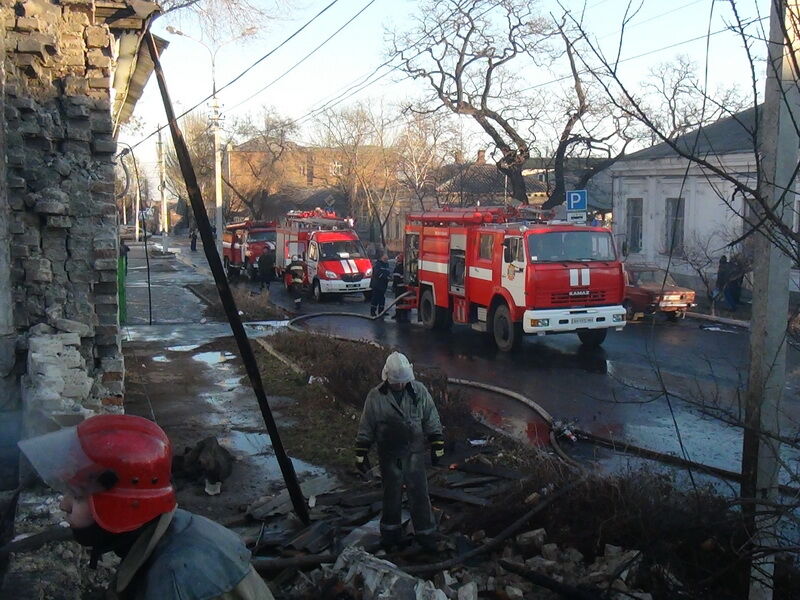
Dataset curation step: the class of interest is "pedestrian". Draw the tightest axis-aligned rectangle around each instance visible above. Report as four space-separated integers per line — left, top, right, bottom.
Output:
730 254 745 308
190 229 198 252
714 255 734 310
257 244 276 292
18 414 275 599
370 252 391 318
119 239 130 276
354 352 444 551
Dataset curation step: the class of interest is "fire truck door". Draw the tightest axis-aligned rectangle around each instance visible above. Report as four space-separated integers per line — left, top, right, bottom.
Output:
502 237 526 307
306 241 319 279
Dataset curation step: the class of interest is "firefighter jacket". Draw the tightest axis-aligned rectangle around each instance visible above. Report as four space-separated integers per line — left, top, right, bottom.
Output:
111 508 274 600
356 380 443 460
370 259 391 292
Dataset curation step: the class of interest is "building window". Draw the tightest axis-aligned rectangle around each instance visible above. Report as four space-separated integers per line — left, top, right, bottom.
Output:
330 161 343 176
664 197 684 255
478 234 493 260
299 165 306 176
626 198 643 254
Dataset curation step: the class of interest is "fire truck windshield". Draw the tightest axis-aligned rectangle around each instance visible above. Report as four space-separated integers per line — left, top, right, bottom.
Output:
248 231 276 243
527 231 616 263
320 240 366 260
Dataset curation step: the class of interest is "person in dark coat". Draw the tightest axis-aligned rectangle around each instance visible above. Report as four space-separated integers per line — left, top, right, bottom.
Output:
729 254 745 307
257 245 276 291
715 255 735 310
370 253 391 318
190 229 198 252
391 253 410 322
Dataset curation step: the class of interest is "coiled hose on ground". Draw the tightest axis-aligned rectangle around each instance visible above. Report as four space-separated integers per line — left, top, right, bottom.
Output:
283 293 777 489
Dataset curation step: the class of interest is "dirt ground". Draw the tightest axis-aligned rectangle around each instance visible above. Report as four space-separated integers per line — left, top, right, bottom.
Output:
188 281 289 322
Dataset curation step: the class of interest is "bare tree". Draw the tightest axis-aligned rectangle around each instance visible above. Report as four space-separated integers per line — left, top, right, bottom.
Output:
396 108 461 211
224 108 297 219
314 104 403 248
392 0 554 205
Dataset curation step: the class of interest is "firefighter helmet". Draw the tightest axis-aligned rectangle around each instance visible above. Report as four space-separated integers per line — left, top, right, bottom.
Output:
19 414 176 533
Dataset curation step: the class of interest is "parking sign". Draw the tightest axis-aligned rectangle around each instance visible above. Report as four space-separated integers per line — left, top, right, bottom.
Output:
566 190 587 211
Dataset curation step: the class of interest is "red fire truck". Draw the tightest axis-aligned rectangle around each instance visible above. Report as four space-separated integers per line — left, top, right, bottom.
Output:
222 219 277 279
275 210 372 301
398 206 626 350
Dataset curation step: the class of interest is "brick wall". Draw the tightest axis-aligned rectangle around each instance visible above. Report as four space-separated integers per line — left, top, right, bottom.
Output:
2 0 125 442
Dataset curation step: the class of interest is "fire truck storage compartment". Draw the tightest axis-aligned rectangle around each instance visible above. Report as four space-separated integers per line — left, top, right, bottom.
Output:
404 232 419 286
449 250 466 294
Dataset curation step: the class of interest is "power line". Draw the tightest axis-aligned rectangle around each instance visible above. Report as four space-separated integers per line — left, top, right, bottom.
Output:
226 0 379 113
126 0 342 152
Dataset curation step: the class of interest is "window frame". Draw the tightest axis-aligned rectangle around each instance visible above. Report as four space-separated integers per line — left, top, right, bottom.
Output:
478 234 494 261
663 197 685 256
626 197 643 254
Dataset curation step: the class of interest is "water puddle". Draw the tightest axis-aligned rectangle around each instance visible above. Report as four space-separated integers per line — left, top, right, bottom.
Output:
467 390 550 447
167 344 201 352
152 355 168 363
218 377 243 390
193 351 236 366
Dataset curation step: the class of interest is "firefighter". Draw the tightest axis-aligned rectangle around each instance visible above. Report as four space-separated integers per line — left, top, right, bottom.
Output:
287 254 305 308
354 352 445 550
391 253 409 323
370 252 391 318
18 414 274 600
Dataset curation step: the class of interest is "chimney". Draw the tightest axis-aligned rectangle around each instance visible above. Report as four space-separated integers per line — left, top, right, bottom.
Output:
476 149 486 165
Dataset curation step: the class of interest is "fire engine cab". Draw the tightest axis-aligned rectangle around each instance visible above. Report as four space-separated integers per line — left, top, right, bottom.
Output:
400 206 626 350
275 210 372 301
222 219 277 279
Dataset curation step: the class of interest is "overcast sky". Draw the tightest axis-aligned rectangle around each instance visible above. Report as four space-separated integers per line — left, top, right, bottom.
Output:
121 0 771 192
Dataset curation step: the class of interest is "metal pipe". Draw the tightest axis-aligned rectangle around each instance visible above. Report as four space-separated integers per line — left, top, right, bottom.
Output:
145 32 309 525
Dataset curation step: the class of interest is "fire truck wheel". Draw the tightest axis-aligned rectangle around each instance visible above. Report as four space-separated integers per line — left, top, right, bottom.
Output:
420 289 448 330
623 300 635 321
312 280 326 302
492 304 521 352
577 329 607 347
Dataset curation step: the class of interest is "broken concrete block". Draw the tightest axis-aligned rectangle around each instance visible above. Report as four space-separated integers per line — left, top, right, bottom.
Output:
53 318 92 337
456 582 477 600
515 528 546 552
563 547 584 564
541 543 560 561
333 546 447 600
505 586 524 600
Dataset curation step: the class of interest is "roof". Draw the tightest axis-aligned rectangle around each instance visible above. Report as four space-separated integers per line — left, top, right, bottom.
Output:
621 106 758 161
438 164 548 196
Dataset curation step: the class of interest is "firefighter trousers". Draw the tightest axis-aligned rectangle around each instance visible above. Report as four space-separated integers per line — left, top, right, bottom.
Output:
378 452 436 544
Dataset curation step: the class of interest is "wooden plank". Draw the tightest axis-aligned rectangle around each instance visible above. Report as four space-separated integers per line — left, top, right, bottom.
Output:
428 486 491 507
454 462 525 480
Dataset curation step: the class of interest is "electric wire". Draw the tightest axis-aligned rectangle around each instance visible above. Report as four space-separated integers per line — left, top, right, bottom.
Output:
125 0 342 152
226 0 380 114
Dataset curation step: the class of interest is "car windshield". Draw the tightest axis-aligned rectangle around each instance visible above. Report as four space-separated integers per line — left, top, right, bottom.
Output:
527 231 616 262
248 231 276 243
320 240 366 260
630 269 678 287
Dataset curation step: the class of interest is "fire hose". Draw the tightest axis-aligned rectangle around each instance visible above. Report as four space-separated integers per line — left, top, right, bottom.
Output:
282 293 795 492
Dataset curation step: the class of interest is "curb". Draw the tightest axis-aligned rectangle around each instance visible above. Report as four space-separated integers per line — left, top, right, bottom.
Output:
686 311 750 329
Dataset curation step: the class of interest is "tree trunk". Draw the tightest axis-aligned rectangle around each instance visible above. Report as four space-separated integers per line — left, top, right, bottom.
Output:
498 165 528 205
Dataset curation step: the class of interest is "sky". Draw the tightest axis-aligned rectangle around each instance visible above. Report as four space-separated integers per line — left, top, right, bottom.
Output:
121 0 772 191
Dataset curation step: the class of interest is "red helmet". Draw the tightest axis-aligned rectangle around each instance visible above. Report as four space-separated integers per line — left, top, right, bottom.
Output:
19 414 176 533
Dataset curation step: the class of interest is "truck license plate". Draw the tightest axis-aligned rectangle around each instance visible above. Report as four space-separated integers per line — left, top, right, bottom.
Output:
572 316 593 325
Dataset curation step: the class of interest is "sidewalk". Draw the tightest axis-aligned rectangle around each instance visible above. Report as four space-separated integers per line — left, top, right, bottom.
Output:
121 243 324 521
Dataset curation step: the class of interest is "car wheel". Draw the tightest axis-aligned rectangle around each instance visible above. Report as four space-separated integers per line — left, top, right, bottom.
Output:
578 329 607 347
363 290 372 302
313 280 325 302
492 304 521 352
667 311 683 322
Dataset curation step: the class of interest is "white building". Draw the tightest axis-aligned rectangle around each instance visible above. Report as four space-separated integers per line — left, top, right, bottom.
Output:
607 107 793 290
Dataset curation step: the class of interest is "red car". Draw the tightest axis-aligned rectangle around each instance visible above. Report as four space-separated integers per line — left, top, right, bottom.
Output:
623 264 696 321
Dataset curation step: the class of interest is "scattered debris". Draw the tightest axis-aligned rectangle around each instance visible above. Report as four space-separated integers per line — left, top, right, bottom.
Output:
172 436 235 490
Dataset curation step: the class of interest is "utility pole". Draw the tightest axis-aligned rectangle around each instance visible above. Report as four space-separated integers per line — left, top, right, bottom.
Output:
741 2 798 598
158 127 168 252
212 98 224 257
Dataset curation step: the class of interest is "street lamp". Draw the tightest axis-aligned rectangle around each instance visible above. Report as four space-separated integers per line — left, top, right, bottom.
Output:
165 26 256 256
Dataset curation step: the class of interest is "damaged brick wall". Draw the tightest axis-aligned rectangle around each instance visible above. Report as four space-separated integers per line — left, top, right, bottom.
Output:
2 0 124 442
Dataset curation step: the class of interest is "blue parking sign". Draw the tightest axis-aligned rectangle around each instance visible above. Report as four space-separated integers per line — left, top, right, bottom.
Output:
566 190 587 211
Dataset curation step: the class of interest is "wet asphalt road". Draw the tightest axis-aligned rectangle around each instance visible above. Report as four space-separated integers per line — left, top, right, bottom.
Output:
171 239 800 484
